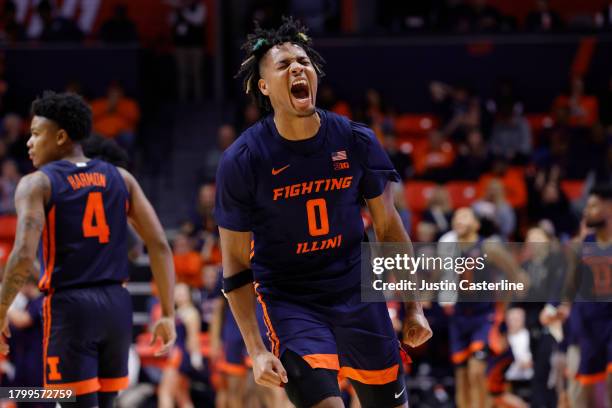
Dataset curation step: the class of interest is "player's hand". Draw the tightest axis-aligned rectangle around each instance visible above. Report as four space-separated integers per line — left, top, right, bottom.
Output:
402 310 433 348
149 317 177 356
0 317 11 355
252 350 288 388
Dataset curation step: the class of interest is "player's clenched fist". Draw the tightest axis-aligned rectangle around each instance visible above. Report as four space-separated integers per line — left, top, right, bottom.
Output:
402 311 433 348
252 351 288 388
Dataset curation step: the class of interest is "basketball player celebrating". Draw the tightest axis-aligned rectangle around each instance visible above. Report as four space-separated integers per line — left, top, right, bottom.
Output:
0 92 176 408
215 18 432 408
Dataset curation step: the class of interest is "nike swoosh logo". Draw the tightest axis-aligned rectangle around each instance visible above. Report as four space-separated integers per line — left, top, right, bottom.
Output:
395 387 406 399
271 164 290 175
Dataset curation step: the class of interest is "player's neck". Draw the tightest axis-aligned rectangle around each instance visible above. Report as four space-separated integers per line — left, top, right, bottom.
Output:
273 110 320 141
60 144 88 164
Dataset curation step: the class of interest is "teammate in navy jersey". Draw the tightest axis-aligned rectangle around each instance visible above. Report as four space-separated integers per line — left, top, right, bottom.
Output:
565 186 612 406
0 91 176 408
214 18 431 408
441 208 527 408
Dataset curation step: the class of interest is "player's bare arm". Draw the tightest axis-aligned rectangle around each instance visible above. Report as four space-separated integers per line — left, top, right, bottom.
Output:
484 240 531 292
366 184 433 348
0 171 50 354
218 227 288 388
119 167 176 355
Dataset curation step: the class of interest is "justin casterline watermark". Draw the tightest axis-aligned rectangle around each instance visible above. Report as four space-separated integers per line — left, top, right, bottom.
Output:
359 242 610 303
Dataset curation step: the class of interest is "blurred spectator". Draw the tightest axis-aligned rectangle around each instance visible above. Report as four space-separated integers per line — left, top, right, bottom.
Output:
318 84 351 119
288 0 339 34
0 159 21 214
6 277 45 389
0 1 26 43
391 182 411 233
158 283 204 408
168 0 206 102
430 81 480 143
422 186 453 239
527 167 578 237
595 1 612 30
478 160 527 208
172 233 204 288
453 127 492 180
525 0 563 32
2 113 32 174
199 124 236 183
414 129 454 181
362 88 394 141
553 77 598 127
382 129 413 181
59 0 101 35
99 4 138 43
505 308 534 381
472 179 516 239
416 221 438 242
91 82 140 152
28 0 83 42
489 103 532 164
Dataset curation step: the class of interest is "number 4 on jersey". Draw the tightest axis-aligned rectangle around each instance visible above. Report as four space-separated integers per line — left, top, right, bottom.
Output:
82 192 110 243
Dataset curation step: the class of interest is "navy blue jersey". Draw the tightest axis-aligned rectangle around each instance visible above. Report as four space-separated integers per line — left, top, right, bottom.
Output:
37 159 129 292
575 233 612 319
214 109 399 300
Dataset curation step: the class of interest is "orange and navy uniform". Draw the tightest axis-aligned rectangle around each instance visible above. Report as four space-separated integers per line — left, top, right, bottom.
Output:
214 109 406 391
573 233 612 385
37 159 132 398
448 238 495 366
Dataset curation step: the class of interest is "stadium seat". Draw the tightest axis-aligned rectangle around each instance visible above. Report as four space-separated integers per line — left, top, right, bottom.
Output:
525 113 554 147
560 180 585 201
405 181 437 212
445 181 478 209
0 215 17 240
395 114 438 139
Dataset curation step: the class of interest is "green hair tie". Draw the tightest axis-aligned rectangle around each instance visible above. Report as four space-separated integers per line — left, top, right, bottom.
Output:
296 32 309 42
252 38 269 52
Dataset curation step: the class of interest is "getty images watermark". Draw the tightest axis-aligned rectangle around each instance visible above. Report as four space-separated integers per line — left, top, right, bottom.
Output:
360 242 612 303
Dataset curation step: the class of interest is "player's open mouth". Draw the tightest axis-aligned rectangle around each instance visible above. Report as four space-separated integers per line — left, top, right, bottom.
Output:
290 79 310 103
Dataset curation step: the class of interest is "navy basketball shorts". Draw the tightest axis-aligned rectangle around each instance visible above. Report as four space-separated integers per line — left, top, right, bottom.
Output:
42 284 132 396
255 284 407 407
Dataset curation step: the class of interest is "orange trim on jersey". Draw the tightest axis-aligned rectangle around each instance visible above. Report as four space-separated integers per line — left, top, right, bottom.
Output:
99 376 129 392
42 294 52 387
218 361 248 376
608 362 612 373
303 354 340 371
576 371 607 385
254 282 281 357
39 207 56 291
38 221 49 290
339 364 399 385
451 340 485 365
46 377 100 395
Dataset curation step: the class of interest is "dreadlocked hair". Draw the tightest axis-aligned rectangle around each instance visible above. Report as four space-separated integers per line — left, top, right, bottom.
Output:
235 16 325 112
